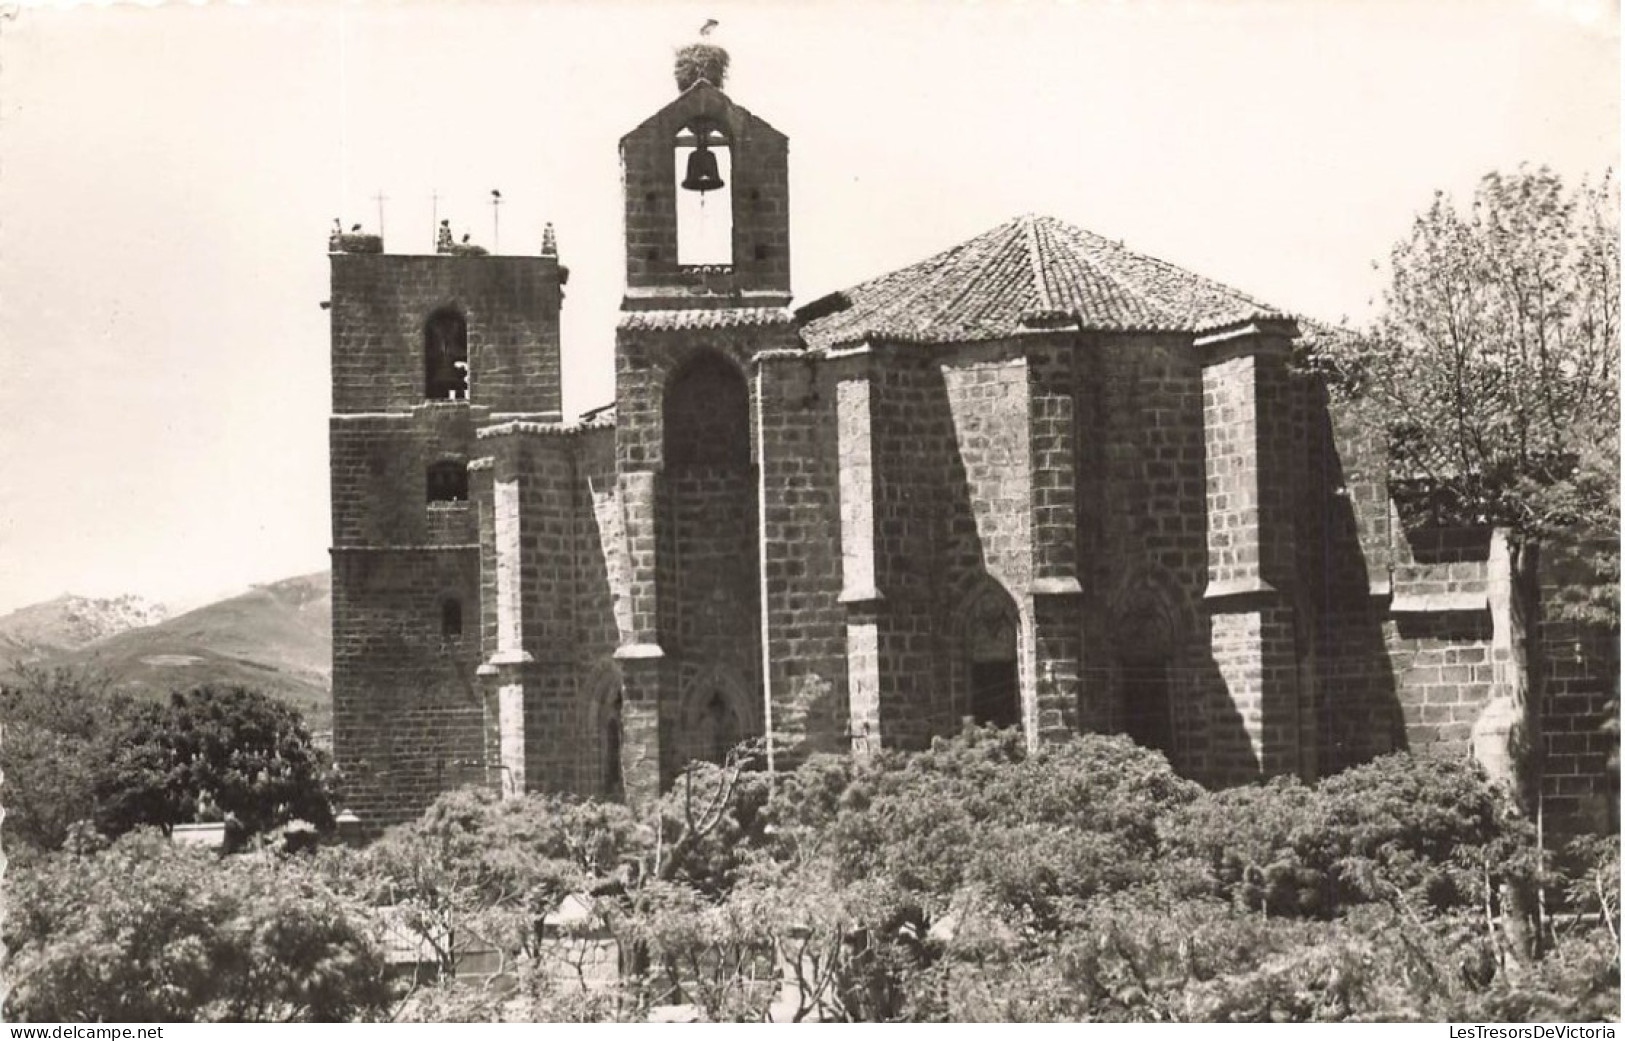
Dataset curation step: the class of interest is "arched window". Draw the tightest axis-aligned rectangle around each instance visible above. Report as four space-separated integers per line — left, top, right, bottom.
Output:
440 597 463 639
424 309 469 400
963 583 1021 730
675 121 732 266
426 460 468 503
663 352 749 468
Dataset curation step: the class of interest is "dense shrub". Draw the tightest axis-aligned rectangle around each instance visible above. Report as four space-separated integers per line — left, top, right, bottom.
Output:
4 832 391 1022
1166 753 1528 918
7 728 1614 1022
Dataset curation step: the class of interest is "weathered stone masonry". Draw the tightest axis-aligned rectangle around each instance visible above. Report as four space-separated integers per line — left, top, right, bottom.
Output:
329 66 1615 834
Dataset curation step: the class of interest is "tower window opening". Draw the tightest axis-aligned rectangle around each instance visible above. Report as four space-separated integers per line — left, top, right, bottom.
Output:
440 597 463 639
424 309 469 400
427 460 469 503
675 124 732 266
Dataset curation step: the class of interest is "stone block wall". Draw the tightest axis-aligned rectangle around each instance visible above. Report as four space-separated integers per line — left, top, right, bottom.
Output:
1025 343 1085 740
1538 539 1619 835
1382 525 1498 760
330 547 483 830
940 345 1032 735
331 405 481 547
610 321 797 793
868 348 959 749
1306 388 1398 775
1094 334 1211 773
1198 328 1303 784
1302 385 1616 837
329 253 562 417
471 421 624 799
661 462 761 775
1308 387 1503 773
750 350 843 760
574 431 627 792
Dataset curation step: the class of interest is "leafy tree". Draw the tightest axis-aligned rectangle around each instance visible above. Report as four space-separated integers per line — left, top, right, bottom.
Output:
1322 166 1618 556
94 685 336 841
0 666 131 851
3 831 392 1022
351 787 643 983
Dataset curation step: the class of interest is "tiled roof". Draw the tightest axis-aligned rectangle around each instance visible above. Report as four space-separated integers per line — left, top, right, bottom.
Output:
797 214 1291 349
476 410 615 439
618 307 795 332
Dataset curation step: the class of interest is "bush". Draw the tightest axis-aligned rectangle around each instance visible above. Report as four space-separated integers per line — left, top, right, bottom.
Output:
4 832 391 1022
16 729 1607 1023
1166 753 1527 918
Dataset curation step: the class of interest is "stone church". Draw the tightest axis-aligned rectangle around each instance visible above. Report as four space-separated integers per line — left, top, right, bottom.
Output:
327 51 1615 834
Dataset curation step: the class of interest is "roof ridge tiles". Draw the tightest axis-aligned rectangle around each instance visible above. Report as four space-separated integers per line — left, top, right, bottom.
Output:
919 217 1030 336
797 212 1292 350
1040 217 1179 328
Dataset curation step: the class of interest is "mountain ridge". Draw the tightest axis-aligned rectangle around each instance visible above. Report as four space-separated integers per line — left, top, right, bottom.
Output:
0 572 333 729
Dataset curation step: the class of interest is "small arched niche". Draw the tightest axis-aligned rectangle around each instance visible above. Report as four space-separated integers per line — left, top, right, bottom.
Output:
961 582 1021 731
663 351 750 468
424 309 469 401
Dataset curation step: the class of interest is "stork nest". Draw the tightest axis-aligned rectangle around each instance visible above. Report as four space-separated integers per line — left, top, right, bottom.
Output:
331 233 383 254
447 242 489 257
674 42 729 92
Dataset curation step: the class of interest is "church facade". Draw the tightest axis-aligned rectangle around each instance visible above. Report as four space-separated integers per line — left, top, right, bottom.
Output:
327 66 1616 834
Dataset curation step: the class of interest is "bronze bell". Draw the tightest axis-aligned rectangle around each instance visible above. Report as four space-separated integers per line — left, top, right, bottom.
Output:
682 145 725 193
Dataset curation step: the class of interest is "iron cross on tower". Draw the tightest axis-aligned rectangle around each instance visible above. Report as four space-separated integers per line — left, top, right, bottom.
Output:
372 189 388 242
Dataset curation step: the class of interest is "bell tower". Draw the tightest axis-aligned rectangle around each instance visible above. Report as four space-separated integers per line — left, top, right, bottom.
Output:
618 39 791 311
609 39 799 806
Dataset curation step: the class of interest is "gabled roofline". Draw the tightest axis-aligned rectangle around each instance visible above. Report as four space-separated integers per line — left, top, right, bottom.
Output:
618 80 786 146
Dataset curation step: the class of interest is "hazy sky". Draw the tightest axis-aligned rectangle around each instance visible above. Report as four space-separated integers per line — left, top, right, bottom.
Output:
0 0 1616 614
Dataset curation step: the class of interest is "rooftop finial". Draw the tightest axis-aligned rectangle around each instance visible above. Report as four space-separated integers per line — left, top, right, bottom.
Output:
674 23 728 92
541 223 557 257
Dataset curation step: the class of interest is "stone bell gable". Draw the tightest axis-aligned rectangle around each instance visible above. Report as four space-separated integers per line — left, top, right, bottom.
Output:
619 80 790 306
